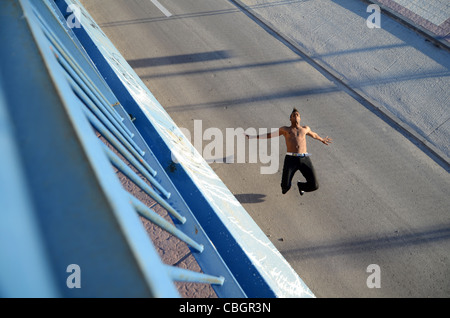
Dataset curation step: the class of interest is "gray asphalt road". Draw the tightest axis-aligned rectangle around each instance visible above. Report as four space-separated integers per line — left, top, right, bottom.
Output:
80 0 450 297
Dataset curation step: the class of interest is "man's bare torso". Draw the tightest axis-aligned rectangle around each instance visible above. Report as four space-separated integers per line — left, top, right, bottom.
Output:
280 125 310 153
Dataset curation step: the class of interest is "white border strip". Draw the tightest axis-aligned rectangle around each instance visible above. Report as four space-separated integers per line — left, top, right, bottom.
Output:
151 0 172 17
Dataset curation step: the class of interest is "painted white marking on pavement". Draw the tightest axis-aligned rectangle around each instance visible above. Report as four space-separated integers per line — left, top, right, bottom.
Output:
151 0 172 17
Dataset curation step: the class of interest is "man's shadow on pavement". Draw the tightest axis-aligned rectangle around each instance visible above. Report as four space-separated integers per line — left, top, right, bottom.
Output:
234 193 266 204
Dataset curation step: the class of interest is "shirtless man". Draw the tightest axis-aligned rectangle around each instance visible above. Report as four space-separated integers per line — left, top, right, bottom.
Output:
246 108 332 196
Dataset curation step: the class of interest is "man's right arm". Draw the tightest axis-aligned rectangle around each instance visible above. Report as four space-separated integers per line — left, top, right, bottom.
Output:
245 127 283 139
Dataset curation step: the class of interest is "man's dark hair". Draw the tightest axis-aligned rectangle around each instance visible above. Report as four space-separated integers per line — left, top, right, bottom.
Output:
292 107 299 113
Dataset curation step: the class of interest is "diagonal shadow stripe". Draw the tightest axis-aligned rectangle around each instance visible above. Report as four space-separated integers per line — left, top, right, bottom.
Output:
127 50 233 68
282 224 450 260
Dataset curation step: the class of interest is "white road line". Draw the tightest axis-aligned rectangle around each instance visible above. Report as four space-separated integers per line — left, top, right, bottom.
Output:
151 0 172 17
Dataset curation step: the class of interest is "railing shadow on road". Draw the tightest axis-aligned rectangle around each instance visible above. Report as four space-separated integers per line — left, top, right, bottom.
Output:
136 52 450 85
127 50 234 68
149 70 447 113
282 224 450 261
160 86 339 112
138 56 449 96
96 0 306 30
98 7 242 28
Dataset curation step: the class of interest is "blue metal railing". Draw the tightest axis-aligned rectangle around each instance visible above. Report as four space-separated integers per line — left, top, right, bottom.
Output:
0 0 314 298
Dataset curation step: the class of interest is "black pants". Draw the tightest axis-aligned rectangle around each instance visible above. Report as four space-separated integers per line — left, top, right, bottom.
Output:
281 155 319 195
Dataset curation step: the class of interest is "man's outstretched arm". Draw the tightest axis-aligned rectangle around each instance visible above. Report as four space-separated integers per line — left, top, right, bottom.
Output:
245 128 282 139
306 127 332 145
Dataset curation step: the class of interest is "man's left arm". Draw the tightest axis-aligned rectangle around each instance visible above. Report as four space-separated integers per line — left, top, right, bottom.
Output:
306 127 332 145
